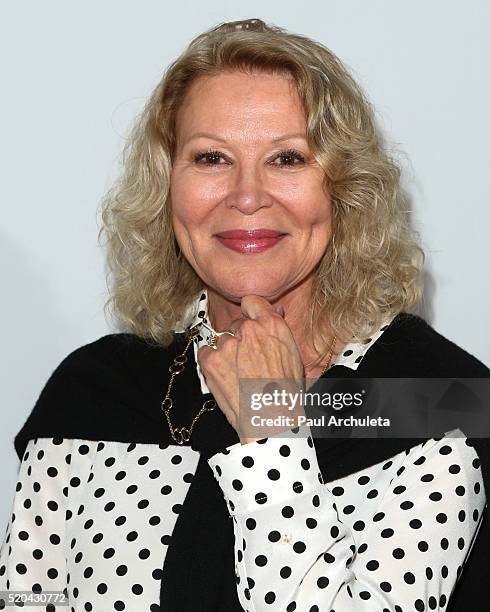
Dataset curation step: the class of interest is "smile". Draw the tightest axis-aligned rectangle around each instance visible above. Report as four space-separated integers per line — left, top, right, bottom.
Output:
213 229 287 254
215 235 286 253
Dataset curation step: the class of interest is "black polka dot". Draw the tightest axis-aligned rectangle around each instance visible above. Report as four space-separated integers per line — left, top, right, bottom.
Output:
280 566 292 579
255 492 267 505
242 456 254 468
268 531 281 542
293 541 306 553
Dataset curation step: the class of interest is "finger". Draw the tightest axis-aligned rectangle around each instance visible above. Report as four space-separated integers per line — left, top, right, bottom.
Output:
240 295 275 320
226 316 248 338
196 344 214 363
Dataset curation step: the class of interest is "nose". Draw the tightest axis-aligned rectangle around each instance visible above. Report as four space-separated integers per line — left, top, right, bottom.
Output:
224 162 273 214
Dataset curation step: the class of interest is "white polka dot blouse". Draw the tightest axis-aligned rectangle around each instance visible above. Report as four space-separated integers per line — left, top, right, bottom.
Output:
0 289 488 611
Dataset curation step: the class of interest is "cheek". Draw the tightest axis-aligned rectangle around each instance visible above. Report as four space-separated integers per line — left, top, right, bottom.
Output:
308 179 332 221
170 176 221 228
277 170 329 206
286 182 332 224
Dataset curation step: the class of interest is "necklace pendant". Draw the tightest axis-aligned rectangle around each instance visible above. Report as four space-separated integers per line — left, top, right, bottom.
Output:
173 426 191 445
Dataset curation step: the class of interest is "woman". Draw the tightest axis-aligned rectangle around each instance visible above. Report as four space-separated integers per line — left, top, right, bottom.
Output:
1 17 488 612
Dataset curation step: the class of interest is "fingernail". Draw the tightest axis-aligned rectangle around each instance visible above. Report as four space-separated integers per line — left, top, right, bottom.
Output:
275 304 285 317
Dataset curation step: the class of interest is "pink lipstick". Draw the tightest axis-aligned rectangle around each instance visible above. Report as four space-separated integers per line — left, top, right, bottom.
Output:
214 229 286 253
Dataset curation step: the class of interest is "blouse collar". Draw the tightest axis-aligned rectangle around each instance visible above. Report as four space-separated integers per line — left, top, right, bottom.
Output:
176 288 395 394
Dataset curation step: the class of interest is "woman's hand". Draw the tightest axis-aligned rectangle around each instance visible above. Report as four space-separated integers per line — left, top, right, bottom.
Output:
196 295 305 444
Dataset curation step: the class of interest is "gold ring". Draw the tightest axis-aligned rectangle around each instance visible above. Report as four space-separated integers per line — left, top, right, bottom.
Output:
217 329 237 337
207 329 237 350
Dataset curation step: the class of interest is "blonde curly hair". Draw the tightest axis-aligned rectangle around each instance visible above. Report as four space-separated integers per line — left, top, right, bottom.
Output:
98 17 425 366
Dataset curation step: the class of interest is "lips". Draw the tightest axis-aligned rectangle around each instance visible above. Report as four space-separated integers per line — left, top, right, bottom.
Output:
214 228 287 254
214 229 285 239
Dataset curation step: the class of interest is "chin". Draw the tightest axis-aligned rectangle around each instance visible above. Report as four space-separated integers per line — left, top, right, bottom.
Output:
210 274 286 302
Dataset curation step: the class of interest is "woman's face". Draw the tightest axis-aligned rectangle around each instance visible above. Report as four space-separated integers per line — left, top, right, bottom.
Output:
170 69 332 303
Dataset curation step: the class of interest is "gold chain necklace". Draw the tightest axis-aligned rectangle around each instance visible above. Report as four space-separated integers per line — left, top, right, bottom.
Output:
161 325 337 445
161 325 217 445
320 334 337 376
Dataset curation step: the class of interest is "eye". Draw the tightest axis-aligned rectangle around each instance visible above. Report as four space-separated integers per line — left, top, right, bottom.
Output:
193 149 227 166
271 148 306 167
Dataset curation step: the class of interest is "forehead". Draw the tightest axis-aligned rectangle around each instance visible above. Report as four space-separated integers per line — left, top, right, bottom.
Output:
174 70 306 144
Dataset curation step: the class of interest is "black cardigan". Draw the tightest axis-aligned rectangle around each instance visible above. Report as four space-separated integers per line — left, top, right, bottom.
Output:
13 312 490 610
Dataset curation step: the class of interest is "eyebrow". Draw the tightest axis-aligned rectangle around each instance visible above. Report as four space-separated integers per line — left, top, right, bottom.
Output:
184 132 307 144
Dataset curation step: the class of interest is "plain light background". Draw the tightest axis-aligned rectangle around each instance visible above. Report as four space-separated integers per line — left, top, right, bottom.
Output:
1 1 489 527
